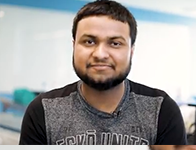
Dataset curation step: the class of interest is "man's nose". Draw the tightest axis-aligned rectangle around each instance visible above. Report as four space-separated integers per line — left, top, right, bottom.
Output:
92 44 109 60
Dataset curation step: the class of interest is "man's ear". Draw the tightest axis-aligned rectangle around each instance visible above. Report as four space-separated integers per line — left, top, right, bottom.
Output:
72 40 75 48
131 45 135 59
72 40 76 52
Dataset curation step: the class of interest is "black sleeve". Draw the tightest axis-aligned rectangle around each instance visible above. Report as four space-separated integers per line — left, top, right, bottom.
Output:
155 95 187 145
19 94 47 145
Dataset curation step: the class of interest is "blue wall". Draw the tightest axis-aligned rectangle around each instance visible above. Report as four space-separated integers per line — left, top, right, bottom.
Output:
0 0 196 25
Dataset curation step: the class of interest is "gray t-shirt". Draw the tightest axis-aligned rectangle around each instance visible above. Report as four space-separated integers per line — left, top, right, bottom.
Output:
19 79 187 145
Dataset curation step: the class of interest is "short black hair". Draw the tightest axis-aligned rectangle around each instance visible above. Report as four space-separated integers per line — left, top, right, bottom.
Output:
72 0 137 46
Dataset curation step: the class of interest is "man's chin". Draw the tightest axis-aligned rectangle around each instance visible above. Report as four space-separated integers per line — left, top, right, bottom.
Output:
81 77 118 91
84 81 114 91
87 75 113 82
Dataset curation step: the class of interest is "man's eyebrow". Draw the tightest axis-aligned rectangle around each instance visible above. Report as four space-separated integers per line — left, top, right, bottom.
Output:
80 34 97 39
109 36 126 42
80 34 126 42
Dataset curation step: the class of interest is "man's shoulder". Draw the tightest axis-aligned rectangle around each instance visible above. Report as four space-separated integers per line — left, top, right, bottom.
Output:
41 81 79 99
26 81 79 110
128 79 178 109
128 79 167 98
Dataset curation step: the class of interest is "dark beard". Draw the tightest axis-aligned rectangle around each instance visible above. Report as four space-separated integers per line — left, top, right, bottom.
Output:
73 57 131 91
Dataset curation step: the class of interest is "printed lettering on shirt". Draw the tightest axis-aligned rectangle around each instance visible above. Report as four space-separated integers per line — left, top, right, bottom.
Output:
111 133 123 145
140 138 149 145
66 136 76 145
86 130 96 145
56 138 65 145
56 130 149 145
101 132 112 145
76 134 85 145
130 135 140 145
122 135 129 145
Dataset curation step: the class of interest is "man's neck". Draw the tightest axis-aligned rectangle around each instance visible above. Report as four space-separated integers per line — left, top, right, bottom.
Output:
81 81 125 114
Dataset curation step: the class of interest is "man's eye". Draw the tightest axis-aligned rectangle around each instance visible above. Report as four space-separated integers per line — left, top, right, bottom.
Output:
84 40 95 45
110 42 121 47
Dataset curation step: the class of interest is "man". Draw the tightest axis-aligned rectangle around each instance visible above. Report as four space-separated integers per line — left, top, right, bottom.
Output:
19 0 187 145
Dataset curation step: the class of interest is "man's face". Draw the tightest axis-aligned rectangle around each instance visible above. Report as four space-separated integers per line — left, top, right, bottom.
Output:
73 16 134 91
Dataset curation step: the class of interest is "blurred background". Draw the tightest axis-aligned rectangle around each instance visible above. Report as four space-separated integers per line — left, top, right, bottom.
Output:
0 0 196 145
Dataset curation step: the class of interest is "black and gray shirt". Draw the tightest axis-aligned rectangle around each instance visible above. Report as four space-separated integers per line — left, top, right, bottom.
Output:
19 79 187 145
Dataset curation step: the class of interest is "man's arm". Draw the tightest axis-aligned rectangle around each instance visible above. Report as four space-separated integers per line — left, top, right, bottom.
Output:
155 94 187 144
19 94 47 145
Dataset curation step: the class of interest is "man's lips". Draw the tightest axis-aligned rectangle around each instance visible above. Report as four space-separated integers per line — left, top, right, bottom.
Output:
87 64 114 70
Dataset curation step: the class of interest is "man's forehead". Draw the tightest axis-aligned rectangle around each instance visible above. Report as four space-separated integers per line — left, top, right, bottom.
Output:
76 16 130 36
